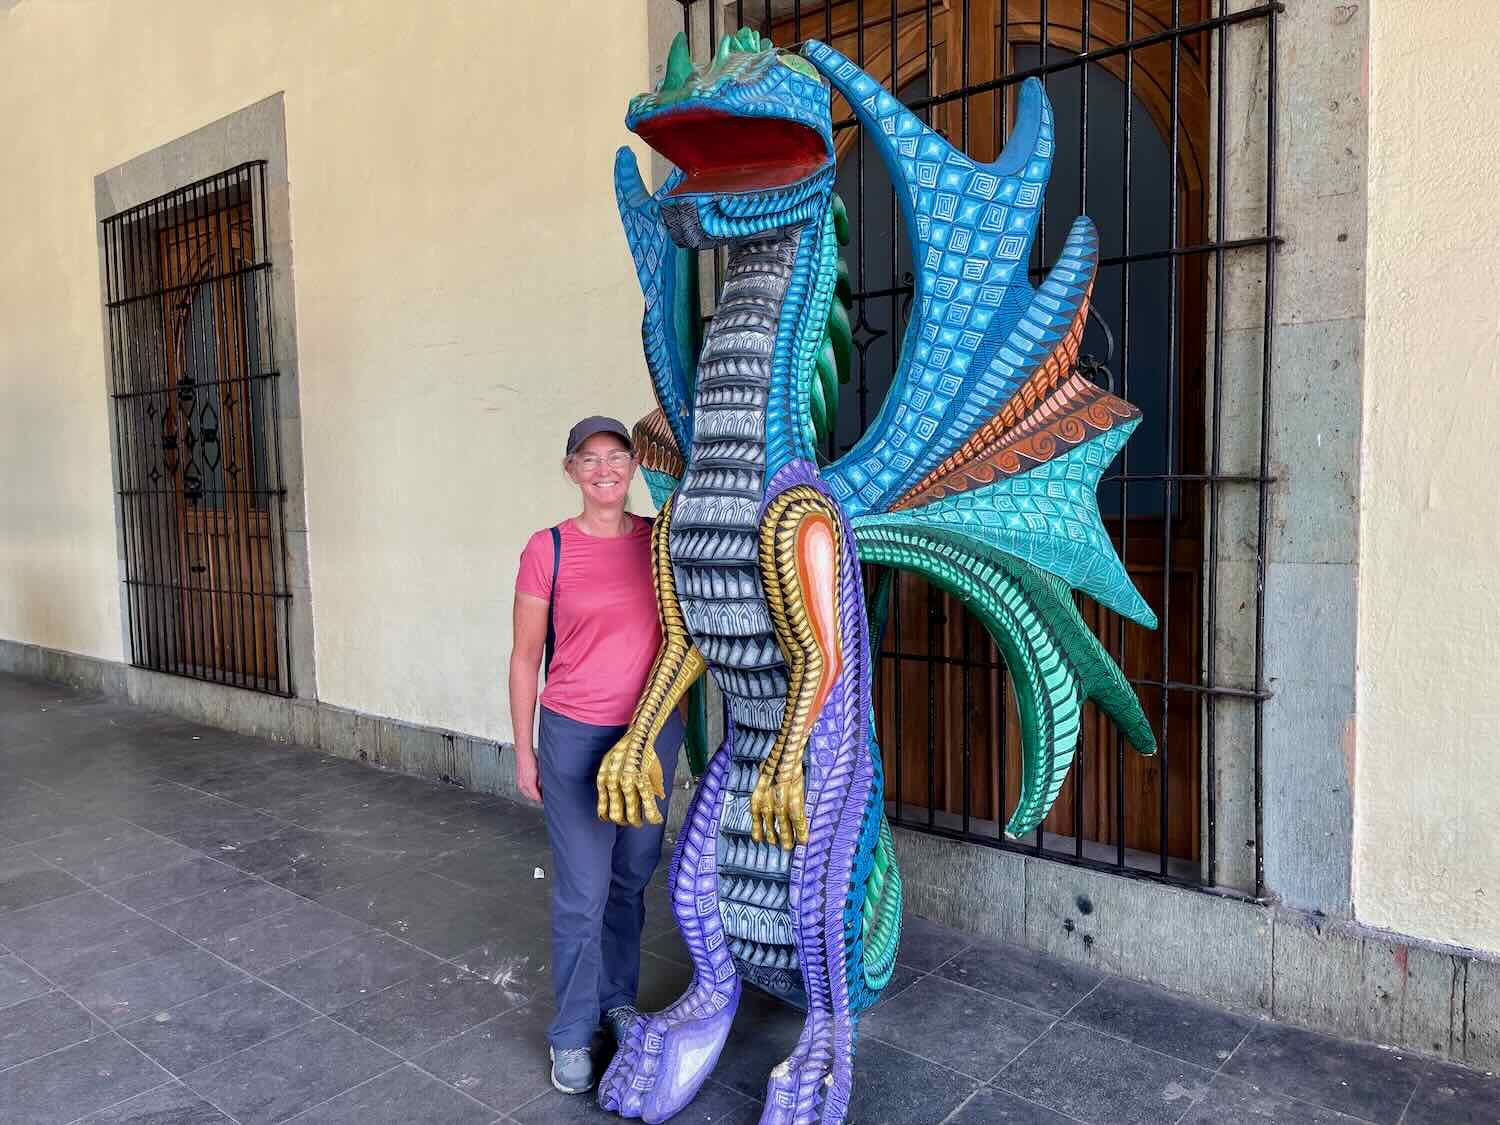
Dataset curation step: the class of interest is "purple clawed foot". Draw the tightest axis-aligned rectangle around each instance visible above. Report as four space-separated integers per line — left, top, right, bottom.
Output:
598 977 741 1123
757 1009 854 1125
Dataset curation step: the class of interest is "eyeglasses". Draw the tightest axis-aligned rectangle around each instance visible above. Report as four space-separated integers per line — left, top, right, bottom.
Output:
573 451 634 471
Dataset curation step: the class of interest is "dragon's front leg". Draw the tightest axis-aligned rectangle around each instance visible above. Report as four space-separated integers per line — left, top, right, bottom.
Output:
751 487 844 849
754 483 867 1125
598 495 705 828
598 732 741 1122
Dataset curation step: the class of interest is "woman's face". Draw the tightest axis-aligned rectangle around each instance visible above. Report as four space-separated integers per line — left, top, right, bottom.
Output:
565 432 637 507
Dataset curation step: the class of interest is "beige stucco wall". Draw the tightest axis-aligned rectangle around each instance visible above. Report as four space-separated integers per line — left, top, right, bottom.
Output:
0 1 657 741
1355 2 1500 952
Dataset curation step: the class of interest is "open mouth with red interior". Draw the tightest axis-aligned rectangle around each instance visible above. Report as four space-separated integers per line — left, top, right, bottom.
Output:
634 107 829 197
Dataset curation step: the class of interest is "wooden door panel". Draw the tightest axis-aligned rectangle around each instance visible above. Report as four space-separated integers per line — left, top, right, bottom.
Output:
157 204 277 688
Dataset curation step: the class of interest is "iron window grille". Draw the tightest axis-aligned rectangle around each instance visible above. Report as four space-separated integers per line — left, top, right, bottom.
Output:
101 161 294 697
677 0 1279 896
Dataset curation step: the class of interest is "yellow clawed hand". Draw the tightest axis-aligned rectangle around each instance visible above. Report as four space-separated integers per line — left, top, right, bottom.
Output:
596 735 666 828
749 760 808 850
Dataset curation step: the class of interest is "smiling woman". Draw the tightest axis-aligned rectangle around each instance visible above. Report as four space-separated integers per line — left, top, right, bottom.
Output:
506 414 684 1097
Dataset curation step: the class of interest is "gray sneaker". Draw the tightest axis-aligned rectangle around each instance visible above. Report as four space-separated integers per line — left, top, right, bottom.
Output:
549 1045 594 1094
605 1004 639 1045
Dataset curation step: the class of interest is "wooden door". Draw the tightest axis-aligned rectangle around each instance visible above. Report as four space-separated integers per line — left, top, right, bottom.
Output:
158 206 278 687
773 0 1209 867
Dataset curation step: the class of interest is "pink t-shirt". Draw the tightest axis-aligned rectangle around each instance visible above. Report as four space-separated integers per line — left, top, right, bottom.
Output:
516 517 661 727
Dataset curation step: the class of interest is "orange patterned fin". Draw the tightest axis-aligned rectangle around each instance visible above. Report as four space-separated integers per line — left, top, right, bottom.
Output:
893 275 1095 511
892 373 1140 509
633 407 684 479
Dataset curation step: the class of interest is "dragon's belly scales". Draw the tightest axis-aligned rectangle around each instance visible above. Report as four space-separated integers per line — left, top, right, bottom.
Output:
670 229 803 991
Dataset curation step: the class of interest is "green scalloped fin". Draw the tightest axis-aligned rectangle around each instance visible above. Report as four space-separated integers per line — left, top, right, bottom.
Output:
806 193 852 450
869 421 1157 628
852 521 1156 838
640 467 680 510
860 816 902 992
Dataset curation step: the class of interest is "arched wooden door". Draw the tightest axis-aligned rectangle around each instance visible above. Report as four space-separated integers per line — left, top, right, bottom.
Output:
767 0 1211 873
158 204 279 688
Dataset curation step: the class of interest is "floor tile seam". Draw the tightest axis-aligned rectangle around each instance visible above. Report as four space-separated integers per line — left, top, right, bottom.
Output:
27 814 193 864
275 1061 409 1123
250 929 441 1004
82 890 341 1051
1212 1026 1422 1122
1207 1023 1256 1078
0 908 236 1027
854 1025 992 1087
96 860 300 928
400 1050 553 1119
319 984 532 1074
154 1061 253 1125
919 966 1073 1020
236 924 383 982
982 1011 1066 1086
57 1077 182 1125
898 937 978 978
175 1010 404 1106
0 973 101 1021
860 1017 1045 1086
936 1084 1088 1125
58 839 214 891
92 856 250 914
0 990 114 1075
1202 1067 1389 1125
1392 1075 1423 1125
1035 1011 1231 1081
1057 976 1106 1021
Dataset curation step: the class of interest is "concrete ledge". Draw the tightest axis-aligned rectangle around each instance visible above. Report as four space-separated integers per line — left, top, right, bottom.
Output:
4 637 1496 1072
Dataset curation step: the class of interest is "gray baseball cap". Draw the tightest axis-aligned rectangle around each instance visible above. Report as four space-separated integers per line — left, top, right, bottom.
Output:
565 415 634 457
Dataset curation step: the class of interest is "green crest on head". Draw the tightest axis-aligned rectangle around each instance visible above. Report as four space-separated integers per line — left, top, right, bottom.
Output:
642 27 818 112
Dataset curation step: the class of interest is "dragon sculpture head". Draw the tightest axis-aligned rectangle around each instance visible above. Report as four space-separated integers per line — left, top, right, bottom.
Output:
626 29 836 248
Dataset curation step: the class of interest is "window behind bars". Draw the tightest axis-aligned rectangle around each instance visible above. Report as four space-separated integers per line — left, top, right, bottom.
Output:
682 0 1276 891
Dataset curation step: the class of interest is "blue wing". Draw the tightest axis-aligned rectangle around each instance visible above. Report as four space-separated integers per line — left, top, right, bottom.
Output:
803 42 1079 519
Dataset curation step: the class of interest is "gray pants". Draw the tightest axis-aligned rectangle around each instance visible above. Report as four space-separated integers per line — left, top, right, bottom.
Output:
538 706 683 1049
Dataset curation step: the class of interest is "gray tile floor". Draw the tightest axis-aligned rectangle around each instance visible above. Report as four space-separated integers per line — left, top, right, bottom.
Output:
0 674 1495 1125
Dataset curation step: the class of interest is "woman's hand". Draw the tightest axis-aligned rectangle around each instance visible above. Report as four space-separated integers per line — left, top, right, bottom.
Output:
515 746 543 804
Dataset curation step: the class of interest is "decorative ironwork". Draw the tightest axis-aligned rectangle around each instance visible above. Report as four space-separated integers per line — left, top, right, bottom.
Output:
681 0 1279 894
102 162 293 696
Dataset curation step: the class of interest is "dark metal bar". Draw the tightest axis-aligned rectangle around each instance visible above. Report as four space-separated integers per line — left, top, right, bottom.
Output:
961 595 973 837
1115 0 1136 871
227 171 258 689
140 196 177 678
122 577 293 599
119 487 284 499
1158 0 1183 876
926 580 937 829
1204 0 1230 891
892 571 905 827
111 368 282 402
215 170 253 689
257 162 294 694
1252 5 1280 899
830 3 1285 129
104 260 271 312
104 223 143 670
189 173 226 687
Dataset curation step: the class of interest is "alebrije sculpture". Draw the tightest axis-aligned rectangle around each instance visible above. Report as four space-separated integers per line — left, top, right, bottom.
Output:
595 29 1158 1124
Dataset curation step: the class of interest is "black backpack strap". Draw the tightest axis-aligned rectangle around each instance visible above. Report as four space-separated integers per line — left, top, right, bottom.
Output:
543 525 561 681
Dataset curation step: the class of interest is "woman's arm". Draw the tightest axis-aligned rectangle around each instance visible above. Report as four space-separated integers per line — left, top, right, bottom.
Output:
509 590 550 803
